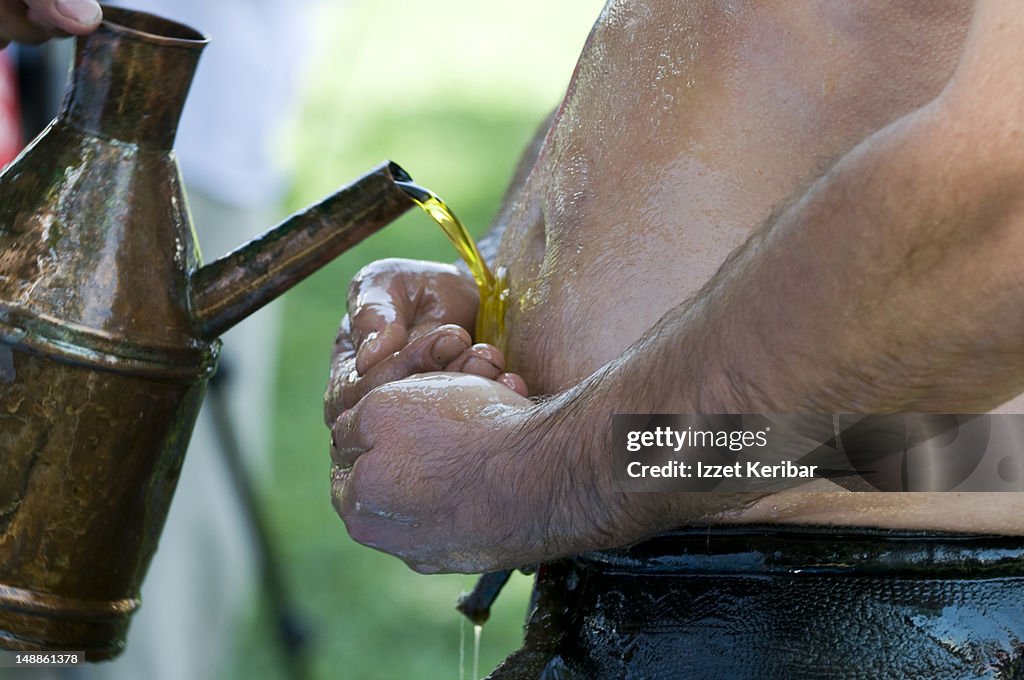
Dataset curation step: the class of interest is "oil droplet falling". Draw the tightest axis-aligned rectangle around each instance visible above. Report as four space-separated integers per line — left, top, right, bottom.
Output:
473 624 483 680
395 180 509 353
459 615 466 680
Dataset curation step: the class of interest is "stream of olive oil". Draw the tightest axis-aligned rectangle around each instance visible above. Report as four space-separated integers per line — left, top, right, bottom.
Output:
395 181 509 353
396 183 501 680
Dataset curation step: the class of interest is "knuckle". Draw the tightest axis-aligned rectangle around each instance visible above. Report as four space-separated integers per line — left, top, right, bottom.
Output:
354 257 403 282
330 407 361 447
349 304 380 326
344 515 380 549
324 358 357 413
405 558 441 575
323 388 339 423
353 259 383 280
334 315 353 344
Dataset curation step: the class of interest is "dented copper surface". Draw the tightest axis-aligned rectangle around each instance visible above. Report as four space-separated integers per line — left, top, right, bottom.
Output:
0 6 412 659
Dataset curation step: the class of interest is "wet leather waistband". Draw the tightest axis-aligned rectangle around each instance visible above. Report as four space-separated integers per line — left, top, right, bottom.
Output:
577 524 1024 577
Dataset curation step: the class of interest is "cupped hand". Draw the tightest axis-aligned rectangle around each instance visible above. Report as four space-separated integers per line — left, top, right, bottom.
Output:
0 0 101 47
324 258 526 422
330 373 625 573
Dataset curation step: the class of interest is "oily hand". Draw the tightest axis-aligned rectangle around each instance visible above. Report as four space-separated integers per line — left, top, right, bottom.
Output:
0 0 101 46
329 372 656 573
330 372 561 573
324 258 526 423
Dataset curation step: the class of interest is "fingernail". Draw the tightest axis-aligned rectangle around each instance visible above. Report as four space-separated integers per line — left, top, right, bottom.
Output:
470 343 504 370
431 332 469 365
56 0 102 26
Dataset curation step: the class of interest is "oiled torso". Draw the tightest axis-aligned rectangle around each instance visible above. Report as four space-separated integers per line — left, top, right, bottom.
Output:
496 0 1024 533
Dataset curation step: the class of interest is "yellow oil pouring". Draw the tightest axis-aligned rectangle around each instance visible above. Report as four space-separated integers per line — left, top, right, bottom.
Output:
395 180 509 353
397 179 502 680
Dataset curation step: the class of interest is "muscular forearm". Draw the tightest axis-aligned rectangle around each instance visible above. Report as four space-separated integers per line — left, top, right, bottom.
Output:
527 85 1024 541
630 95 1024 416
640 4 1024 418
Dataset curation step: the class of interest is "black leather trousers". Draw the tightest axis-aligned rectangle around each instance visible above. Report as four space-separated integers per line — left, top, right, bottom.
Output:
490 526 1024 680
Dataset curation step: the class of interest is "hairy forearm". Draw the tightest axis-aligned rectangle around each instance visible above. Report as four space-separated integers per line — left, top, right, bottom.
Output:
630 4 1024 418
628 97 1024 416
516 6 1024 547
531 90 1024 538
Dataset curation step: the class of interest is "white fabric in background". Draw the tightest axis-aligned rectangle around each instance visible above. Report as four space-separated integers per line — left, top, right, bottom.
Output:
111 0 321 207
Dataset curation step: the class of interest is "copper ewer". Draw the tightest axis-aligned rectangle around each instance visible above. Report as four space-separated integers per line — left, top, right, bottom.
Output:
0 7 413 659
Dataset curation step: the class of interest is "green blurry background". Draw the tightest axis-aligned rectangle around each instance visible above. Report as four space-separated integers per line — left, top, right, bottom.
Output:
225 1 602 678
